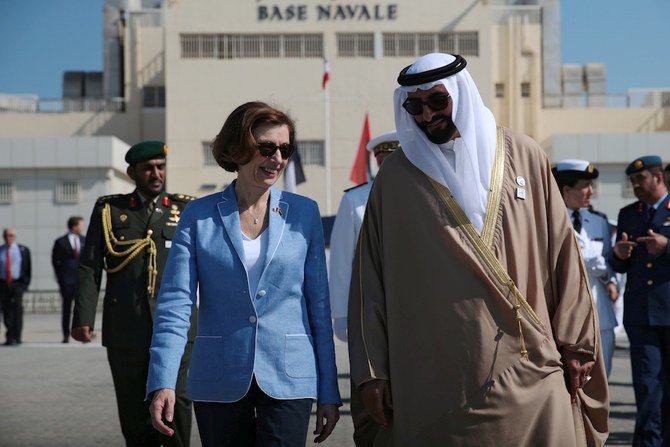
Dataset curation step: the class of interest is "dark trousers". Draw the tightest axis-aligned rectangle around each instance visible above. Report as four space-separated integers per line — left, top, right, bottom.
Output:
107 344 193 447
0 281 25 343
626 325 670 447
193 378 313 447
59 283 76 339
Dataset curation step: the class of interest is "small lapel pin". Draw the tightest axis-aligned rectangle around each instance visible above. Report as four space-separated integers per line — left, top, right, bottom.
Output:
119 214 128 222
272 207 283 216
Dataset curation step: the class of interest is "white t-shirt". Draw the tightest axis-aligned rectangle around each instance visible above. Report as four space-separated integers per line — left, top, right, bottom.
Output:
241 229 269 296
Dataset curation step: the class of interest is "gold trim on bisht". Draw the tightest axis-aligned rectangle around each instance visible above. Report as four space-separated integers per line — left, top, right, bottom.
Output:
427 129 544 361
101 203 158 298
481 126 506 247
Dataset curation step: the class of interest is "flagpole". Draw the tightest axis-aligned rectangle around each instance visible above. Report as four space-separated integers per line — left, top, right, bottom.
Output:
324 60 332 215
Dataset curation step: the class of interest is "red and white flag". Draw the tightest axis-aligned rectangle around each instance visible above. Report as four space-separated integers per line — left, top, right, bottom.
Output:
350 113 371 184
322 59 330 90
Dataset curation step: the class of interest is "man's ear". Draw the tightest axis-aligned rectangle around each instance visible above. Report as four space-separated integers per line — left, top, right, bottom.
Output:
126 164 135 181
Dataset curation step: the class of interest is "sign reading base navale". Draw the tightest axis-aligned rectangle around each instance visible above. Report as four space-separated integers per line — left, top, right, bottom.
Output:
257 3 399 21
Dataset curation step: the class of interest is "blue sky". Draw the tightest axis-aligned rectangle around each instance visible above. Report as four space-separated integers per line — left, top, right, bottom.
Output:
0 0 668 98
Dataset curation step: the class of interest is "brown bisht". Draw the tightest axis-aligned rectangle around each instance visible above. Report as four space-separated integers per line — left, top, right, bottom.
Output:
348 127 609 446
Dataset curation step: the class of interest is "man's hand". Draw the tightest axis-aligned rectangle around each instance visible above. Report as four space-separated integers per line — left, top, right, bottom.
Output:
606 282 619 302
313 404 340 443
613 232 637 260
150 388 176 437
333 318 347 342
562 350 595 403
71 326 94 343
360 379 393 428
637 229 668 256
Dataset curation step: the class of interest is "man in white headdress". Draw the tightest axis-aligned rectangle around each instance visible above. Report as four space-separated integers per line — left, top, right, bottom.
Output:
329 130 399 447
347 53 609 446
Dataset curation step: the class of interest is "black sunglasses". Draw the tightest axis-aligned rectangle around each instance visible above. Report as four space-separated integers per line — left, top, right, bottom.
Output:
402 94 451 116
256 141 295 159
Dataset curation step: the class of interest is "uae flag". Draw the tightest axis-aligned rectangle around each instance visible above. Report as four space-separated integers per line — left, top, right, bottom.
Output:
349 113 371 184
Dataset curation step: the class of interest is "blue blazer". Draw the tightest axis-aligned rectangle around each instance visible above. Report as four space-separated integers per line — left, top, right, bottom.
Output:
609 193 670 326
147 183 341 405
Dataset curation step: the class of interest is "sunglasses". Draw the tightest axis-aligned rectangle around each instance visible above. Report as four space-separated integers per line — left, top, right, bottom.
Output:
402 94 451 116
256 141 294 159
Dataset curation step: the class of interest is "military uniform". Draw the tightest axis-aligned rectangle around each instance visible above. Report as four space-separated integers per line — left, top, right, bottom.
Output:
610 192 670 446
74 189 197 447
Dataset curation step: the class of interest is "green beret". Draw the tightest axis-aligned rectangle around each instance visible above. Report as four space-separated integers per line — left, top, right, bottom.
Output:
125 141 168 165
625 155 662 176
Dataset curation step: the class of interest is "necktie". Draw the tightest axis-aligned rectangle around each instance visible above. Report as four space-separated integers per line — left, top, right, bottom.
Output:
5 248 12 284
73 237 80 258
572 210 582 233
648 206 656 223
146 200 155 216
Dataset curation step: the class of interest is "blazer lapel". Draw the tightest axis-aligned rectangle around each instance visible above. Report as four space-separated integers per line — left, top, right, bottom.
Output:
217 183 246 265
263 187 288 273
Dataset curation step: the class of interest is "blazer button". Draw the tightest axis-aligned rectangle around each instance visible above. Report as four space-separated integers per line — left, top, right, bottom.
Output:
249 316 257 323
647 280 654 286
258 289 266 297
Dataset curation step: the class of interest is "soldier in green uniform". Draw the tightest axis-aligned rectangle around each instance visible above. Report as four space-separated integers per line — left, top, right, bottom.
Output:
72 141 196 447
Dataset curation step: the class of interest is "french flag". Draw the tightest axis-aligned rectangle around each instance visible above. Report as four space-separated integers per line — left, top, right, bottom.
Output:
322 59 330 90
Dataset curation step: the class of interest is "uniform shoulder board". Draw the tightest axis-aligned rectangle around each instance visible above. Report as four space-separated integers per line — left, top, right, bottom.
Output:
344 182 369 193
588 208 608 220
169 193 197 202
96 193 125 205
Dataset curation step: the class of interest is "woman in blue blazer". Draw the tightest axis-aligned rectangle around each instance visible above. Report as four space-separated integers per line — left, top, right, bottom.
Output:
147 102 341 446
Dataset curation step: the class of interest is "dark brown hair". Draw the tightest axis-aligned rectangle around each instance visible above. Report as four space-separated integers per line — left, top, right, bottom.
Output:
67 216 84 230
211 101 296 172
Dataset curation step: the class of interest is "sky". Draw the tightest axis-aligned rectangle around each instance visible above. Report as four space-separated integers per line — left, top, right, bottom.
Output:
0 0 668 98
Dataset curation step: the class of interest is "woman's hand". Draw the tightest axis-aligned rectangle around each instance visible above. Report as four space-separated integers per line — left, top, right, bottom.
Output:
313 403 340 443
149 388 176 436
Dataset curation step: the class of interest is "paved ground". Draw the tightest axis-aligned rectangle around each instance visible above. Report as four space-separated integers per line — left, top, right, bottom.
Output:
0 313 635 446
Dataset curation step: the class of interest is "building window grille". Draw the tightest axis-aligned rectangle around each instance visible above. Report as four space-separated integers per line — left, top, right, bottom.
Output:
182 34 324 59
384 32 479 57
142 86 165 108
495 83 505 98
298 140 325 166
0 179 14 204
521 82 531 98
662 91 670 107
56 179 80 204
336 33 374 58
202 142 218 167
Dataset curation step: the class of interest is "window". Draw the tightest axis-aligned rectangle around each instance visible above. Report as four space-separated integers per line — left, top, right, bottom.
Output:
0 178 14 204
384 32 479 57
336 33 374 58
202 142 217 167
495 83 505 98
298 141 325 166
56 179 80 203
181 34 323 59
142 86 165 108
521 82 531 98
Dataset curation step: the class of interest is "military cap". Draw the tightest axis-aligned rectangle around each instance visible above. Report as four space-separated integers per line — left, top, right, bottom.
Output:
366 130 400 156
552 159 599 179
125 141 168 165
625 155 662 176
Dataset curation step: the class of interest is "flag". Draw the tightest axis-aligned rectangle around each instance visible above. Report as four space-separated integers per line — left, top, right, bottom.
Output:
322 59 330 90
350 113 371 184
284 147 306 193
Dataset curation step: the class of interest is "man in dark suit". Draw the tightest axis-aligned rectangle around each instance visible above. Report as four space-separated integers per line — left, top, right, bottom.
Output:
609 155 670 446
72 141 196 447
51 216 86 343
0 228 31 346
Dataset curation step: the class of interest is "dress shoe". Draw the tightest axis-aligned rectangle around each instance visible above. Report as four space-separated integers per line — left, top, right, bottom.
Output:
62 337 70 344
3 340 16 346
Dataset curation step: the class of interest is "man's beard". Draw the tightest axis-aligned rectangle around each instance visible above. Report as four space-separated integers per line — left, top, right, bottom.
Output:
418 115 458 144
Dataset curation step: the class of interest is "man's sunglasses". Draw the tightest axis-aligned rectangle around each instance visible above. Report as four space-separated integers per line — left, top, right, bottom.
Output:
256 141 295 159
402 94 451 116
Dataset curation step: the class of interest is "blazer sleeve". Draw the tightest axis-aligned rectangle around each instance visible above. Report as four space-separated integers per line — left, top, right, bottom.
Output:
303 201 342 405
147 204 198 396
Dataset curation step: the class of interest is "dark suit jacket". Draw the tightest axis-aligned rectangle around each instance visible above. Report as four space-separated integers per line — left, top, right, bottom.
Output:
73 190 197 350
610 193 670 326
52 233 85 288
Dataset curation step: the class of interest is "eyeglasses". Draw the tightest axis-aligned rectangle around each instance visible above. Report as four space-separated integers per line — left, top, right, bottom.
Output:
256 141 294 159
402 94 451 116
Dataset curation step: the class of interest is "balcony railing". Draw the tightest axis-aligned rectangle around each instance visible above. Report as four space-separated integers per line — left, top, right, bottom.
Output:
0 96 125 113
